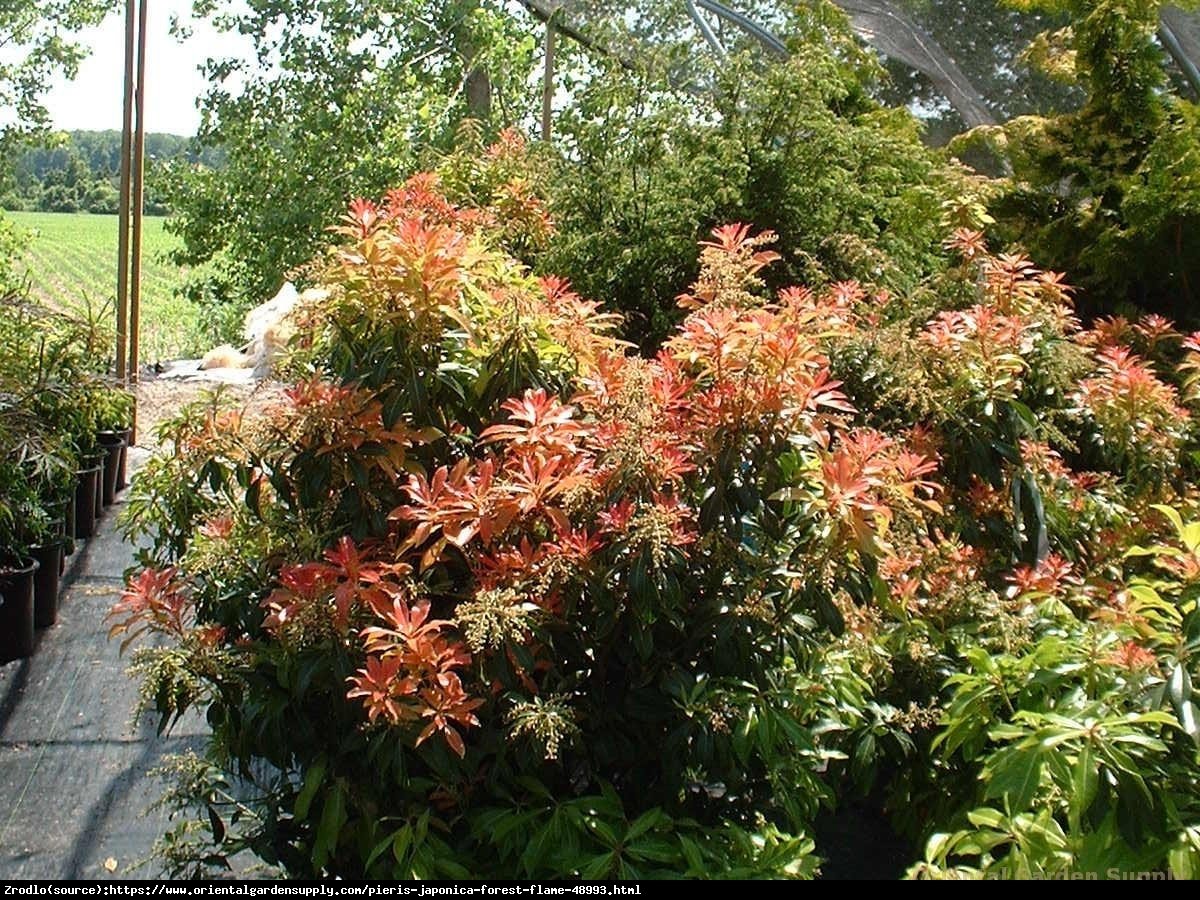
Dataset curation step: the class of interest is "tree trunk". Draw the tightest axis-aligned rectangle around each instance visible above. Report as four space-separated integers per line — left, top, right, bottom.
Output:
452 6 492 121
542 21 556 141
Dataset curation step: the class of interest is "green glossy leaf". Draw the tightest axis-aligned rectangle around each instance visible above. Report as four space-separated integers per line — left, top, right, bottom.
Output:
294 757 326 823
984 747 1043 812
1070 742 1097 834
392 825 413 866
312 784 346 873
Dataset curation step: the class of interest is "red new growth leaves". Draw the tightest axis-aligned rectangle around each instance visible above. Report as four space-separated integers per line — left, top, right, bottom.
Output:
346 654 415 725
108 567 198 654
814 429 942 552
262 537 411 639
395 390 597 569
1072 345 1190 474
350 597 479 756
277 378 426 483
480 390 588 458
345 198 380 238
1101 641 1158 672
1007 553 1077 598
416 672 482 758
1078 346 1184 418
677 223 781 310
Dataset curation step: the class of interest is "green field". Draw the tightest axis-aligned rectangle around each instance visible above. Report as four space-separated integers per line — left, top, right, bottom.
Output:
8 210 204 363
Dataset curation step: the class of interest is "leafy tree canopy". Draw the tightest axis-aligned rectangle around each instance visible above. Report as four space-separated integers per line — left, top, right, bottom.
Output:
163 0 952 338
0 0 119 160
0 0 120 288
162 0 542 307
3 130 222 214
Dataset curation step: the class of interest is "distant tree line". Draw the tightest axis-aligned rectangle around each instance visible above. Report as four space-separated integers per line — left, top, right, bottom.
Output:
1 130 224 215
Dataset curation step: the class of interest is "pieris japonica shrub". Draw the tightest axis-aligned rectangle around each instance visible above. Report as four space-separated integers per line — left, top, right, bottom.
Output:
120 148 1200 879
797 230 1200 878
121 175 895 879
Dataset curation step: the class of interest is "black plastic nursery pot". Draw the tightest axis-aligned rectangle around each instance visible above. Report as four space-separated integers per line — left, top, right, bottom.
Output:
74 464 102 540
0 558 40 662
97 431 127 507
31 542 63 629
116 427 133 491
84 450 105 522
63 492 77 563
45 497 72 574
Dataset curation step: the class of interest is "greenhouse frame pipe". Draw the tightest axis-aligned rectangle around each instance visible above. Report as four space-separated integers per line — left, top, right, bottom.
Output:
695 0 789 59
1160 19 1200 99
687 0 728 59
114 0 136 383
701 0 995 127
115 0 148 439
128 0 148 411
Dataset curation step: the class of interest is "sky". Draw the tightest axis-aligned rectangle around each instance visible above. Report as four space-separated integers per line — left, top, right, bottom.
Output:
42 1 237 136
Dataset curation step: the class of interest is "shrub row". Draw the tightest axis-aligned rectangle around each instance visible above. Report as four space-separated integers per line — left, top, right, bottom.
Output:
120 145 1200 879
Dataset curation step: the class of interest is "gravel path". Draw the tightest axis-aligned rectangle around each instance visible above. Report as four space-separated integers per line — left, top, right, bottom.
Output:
0 369 283 879
134 365 280 450
0 461 208 879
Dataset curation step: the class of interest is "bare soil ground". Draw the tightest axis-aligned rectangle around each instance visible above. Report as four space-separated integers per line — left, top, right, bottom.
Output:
133 374 285 451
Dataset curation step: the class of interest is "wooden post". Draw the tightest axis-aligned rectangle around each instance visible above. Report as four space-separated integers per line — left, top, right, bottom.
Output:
115 0 136 383
128 0 149 439
542 19 556 142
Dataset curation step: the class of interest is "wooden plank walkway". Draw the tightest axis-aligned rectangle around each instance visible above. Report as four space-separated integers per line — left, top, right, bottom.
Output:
0 476 207 880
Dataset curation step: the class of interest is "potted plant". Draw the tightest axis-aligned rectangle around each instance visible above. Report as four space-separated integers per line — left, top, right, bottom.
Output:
51 492 72 574
0 456 39 662
25 384 88 550
18 313 115 530
33 385 103 542
23 442 74 628
0 293 83 609
77 446 104 536
53 381 106 535
1 388 77 625
90 381 134 506
20 495 60 629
